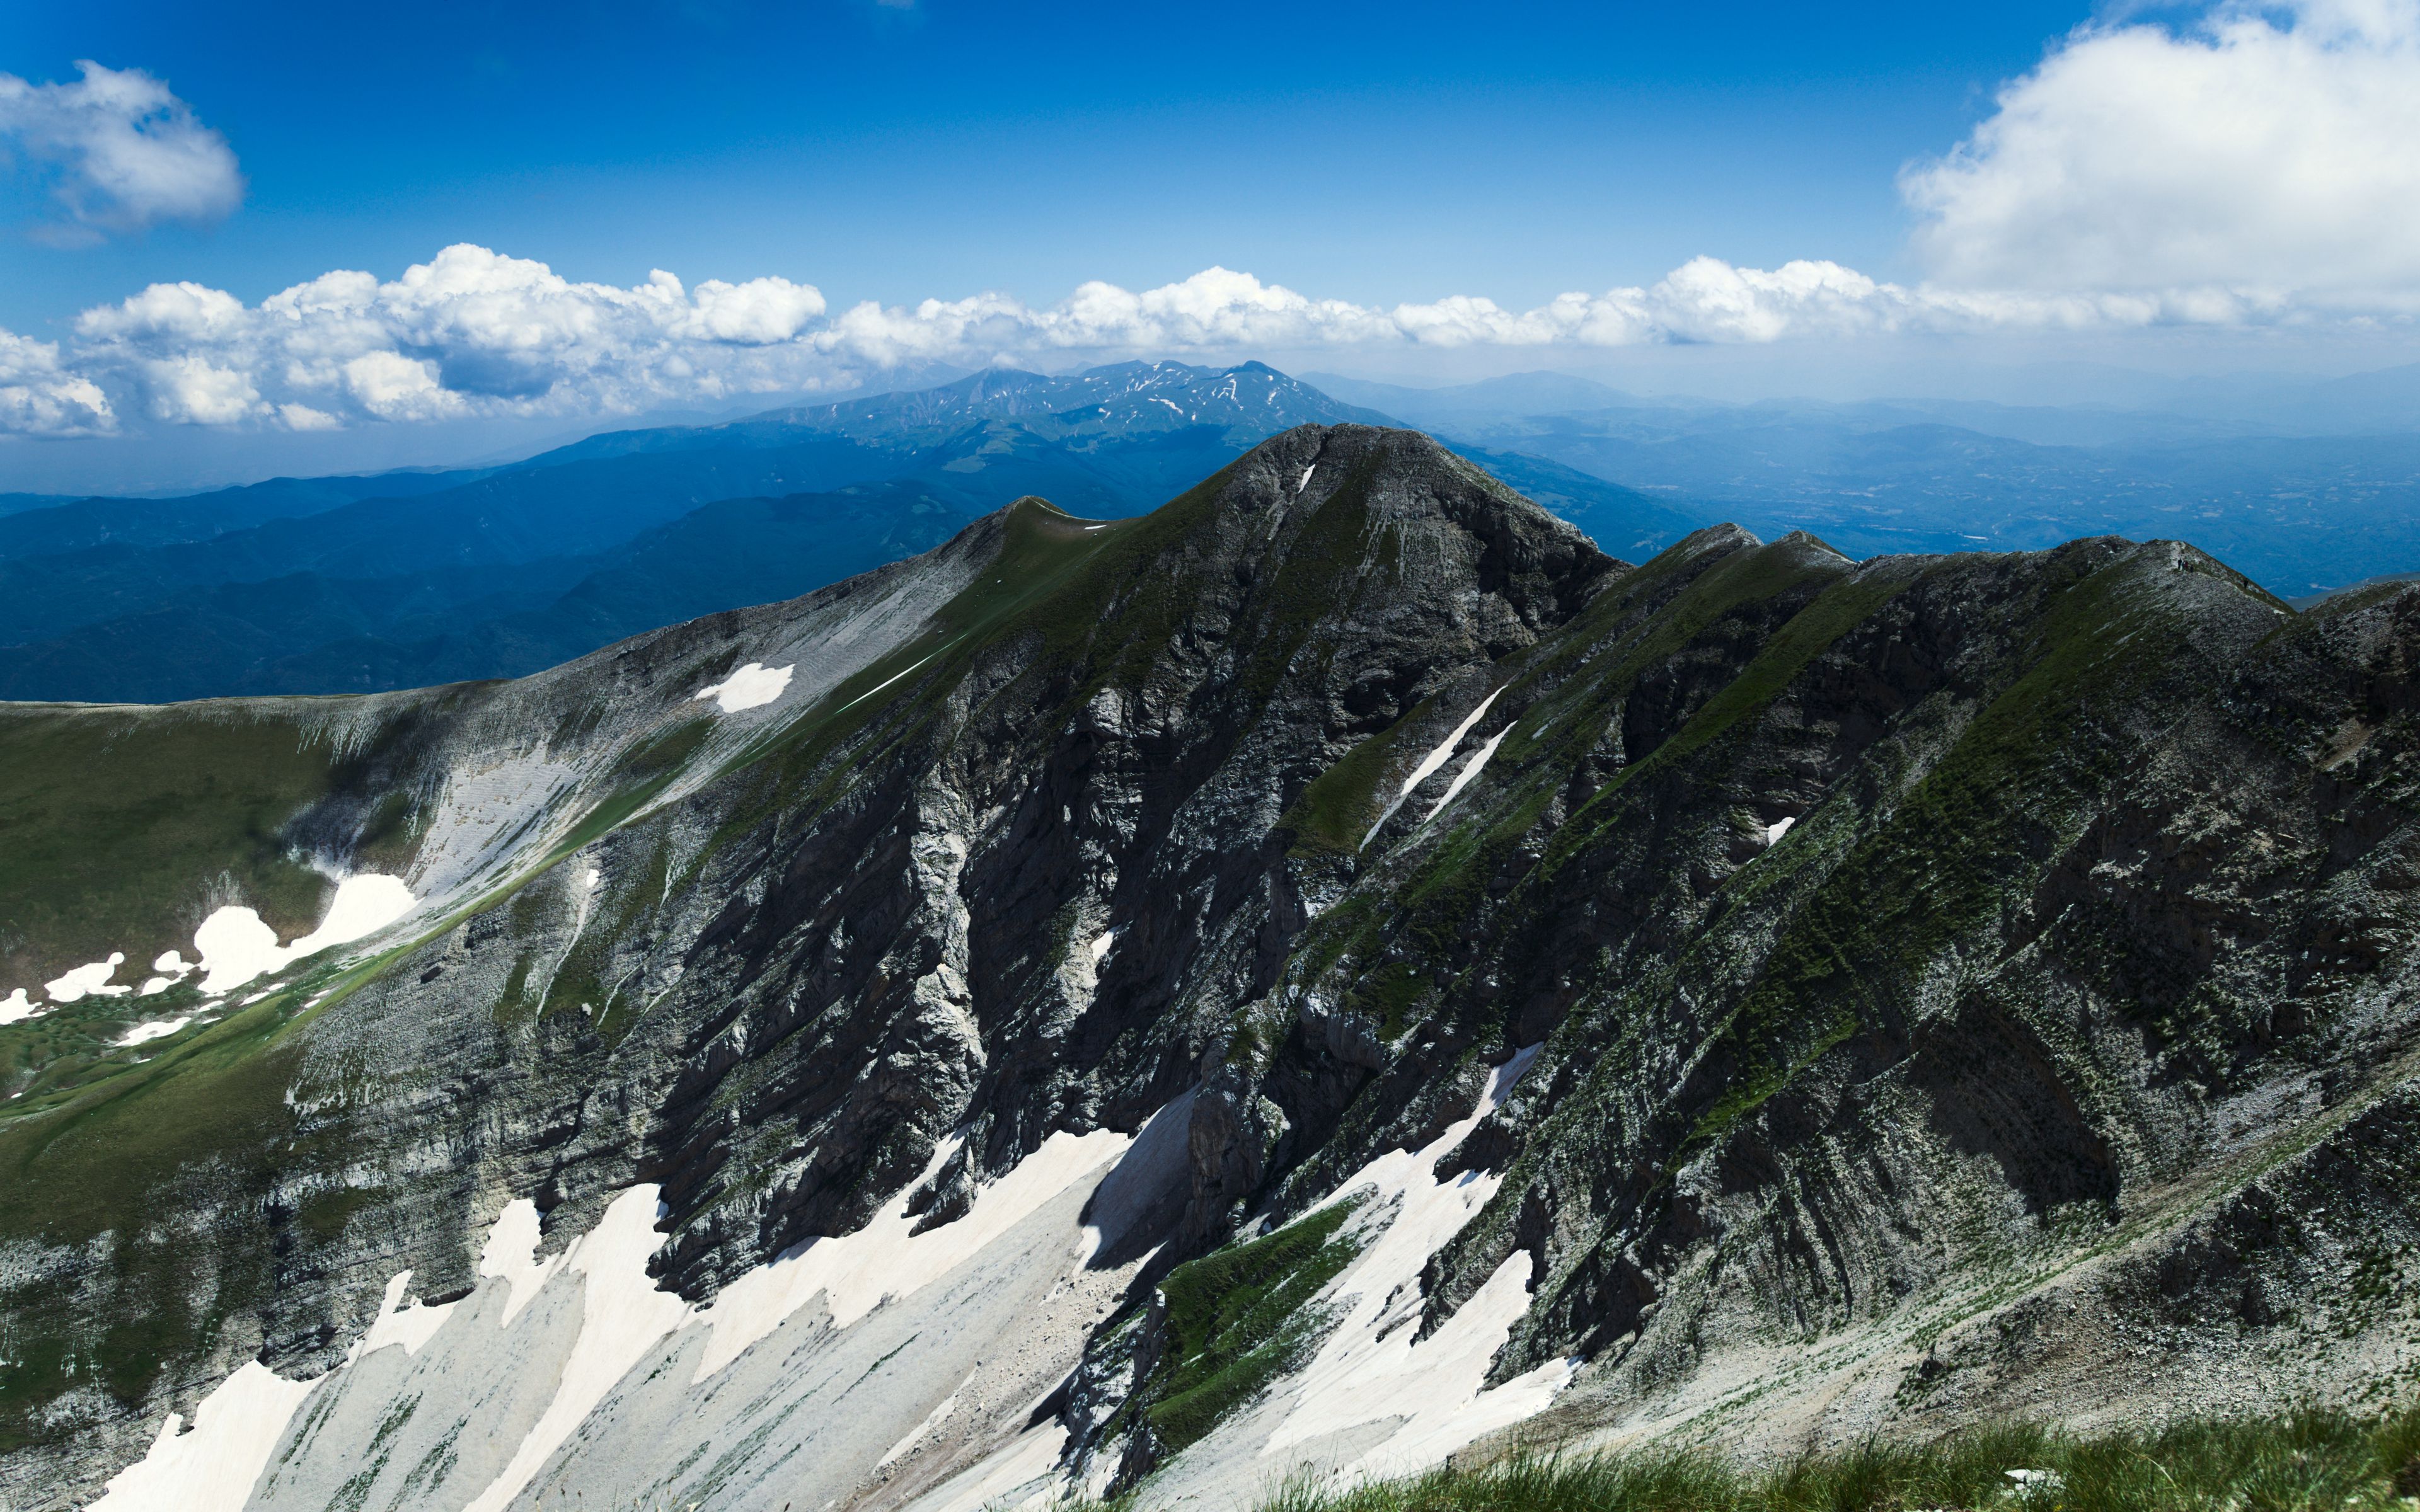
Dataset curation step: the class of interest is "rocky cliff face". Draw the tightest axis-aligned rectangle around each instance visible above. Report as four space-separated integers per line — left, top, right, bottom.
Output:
1 426 2416 1512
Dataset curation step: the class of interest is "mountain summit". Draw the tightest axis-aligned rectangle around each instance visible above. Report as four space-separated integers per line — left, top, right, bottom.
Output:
2 428 2415 1511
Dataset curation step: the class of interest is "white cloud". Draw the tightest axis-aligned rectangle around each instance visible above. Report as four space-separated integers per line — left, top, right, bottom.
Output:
142 354 258 425
56 244 851 431
0 61 243 239
1903 0 2420 306
0 330 113 436
54 250 2041 433
9 213 2420 439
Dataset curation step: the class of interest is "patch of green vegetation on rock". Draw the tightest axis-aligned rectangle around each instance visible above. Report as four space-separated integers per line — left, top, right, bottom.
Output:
1688 548 2201 1147
1347 960 1427 1040
1131 1194 1368 1458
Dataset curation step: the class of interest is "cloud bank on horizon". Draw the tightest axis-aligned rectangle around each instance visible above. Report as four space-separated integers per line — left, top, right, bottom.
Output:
5 0 2420 438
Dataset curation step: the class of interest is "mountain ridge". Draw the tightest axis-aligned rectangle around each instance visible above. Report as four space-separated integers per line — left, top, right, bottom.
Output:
1 427 2414 1512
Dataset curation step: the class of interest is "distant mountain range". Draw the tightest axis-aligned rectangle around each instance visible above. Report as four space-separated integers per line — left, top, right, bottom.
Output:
8 358 2420 702
1313 369 2420 593
0 364 1531 702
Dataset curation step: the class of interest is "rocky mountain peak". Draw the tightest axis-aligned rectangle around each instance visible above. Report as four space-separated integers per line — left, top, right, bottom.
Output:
3 439 2418 1512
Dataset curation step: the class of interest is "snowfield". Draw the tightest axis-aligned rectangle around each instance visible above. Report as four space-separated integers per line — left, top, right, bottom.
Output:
84 1057 1566 1512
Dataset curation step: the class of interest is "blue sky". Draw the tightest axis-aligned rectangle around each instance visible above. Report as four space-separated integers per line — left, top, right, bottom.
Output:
4 0 2420 491
0 0 2085 325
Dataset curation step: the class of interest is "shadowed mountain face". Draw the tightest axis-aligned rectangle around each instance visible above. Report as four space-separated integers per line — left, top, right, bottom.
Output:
1 428 2415 1512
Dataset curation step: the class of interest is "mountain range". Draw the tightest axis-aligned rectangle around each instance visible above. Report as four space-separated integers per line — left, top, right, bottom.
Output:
11 358 2420 704
2 426 2415 1512
1311 370 2420 595
0 363 1684 704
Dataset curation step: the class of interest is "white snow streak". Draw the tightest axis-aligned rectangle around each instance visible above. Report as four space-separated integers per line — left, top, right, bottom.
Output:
116 1016 192 1046
141 950 197 994
0 988 43 1025
1763 815 1796 845
915 1423 1071 1512
691 1127 1131 1380
1260 1045 1570 1478
692 660 795 713
1421 725 1510 826
1361 689 1502 850
462 1188 691 1512
1088 927 1122 964
478 1198 564 1327
86 1361 315 1512
830 649 939 716
350 1269 458 1360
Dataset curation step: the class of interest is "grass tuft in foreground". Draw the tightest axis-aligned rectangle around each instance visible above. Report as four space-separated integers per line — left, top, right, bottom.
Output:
1214 1406 2420 1512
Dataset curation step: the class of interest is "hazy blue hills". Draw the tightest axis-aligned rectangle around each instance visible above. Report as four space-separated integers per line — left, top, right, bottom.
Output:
0 469 491 562
9 357 2420 702
0 482 976 700
1313 369 2420 596
0 363 1497 703
547 358 1390 461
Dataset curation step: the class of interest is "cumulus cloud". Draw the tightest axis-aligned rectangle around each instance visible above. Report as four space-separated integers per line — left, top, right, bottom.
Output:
60 244 834 430
40 247 2061 434
0 61 243 240
0 331 113 436
3 227 2417 439
1903 0 2420 306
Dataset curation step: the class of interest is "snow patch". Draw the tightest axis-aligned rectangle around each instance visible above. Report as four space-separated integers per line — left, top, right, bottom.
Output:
693 660 795 713
350 1269 458 1360
1296 464 1317 493
1763 815 1795 845
193 873 416 994
117 1016 193 1047
1421 725 1509 826
1361 689 1502 850
692 1126 1132 1380
462 1187 690 1512
45 953 129 1003
478 1198 566 1327
86 1360 315 1512
0 988 43 1026
1088 927 1121 964
1259 1045 1570 1479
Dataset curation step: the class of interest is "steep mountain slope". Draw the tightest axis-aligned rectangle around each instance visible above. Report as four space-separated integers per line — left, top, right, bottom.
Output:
2 427 2416 1512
